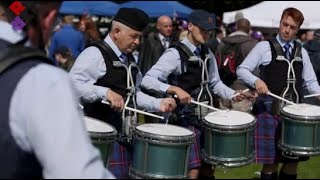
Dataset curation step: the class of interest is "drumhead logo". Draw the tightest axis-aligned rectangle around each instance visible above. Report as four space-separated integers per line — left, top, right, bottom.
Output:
0 1 35 30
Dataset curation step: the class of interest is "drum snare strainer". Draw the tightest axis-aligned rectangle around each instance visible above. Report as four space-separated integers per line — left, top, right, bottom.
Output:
130 123 195 179
279 103 320 156
202 110 256 168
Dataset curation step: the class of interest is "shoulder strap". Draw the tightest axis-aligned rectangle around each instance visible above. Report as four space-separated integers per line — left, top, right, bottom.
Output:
269 38 283 57
293 40 302 59
87 40 136 65
0 45 53 75
175 42 195 73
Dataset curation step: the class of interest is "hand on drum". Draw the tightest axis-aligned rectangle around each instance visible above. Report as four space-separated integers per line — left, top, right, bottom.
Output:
159 98 177 112
106 89 124 111
254 79 269 94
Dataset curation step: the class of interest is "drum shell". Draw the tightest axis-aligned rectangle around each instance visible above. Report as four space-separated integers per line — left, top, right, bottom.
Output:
87 118 117 166
130 124 195 179
279 110 320 156
202 115 256 167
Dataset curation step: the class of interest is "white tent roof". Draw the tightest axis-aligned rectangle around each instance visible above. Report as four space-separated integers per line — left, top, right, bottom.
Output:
223 1 320 29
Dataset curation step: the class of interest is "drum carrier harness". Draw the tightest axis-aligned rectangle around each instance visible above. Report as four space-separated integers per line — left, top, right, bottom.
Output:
263 39 303 114
84 41 140 144
168 42 214 126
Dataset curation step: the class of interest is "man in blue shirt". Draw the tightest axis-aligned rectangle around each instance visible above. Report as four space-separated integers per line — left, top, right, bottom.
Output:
140 9 249 179
69 8 177 178
237 7 320 179
48 15 85 63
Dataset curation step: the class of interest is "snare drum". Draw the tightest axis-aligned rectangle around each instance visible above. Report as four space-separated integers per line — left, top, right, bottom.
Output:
279 103 320 156
202 110 256 167
129 123 195 179
84 116 117 166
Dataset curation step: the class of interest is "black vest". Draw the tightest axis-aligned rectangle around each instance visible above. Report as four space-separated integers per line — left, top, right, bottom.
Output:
169 43 210 96
83 41 138 133
260 39 303 100
0 40 54 178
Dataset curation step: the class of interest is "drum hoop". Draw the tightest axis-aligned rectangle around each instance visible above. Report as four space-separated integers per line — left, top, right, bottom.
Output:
90 132 117 143
280 110 320 122
202 119 257 132
133 124 195 144
129 167 187 179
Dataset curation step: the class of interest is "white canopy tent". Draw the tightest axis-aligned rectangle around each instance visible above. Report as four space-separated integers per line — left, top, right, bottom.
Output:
223 1 320 29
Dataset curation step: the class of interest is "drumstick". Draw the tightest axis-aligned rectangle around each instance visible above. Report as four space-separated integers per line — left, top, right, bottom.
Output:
304 93 320 98
173 95 224 112
229 88 250 99
267 92 297 106
101 100 164 120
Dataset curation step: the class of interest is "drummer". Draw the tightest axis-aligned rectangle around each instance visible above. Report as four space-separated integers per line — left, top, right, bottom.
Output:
140 9 253 179
69 8 177 179
236 7 320 179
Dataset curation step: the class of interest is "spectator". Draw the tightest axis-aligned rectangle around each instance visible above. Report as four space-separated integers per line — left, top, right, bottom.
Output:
78 15 101 46
215 18 258 112
48 15 85 63
54 46 75 72
138 15 176 76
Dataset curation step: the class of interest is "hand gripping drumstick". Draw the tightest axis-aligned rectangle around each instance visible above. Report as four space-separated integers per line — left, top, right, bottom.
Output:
173 95 224 112
229 88 250 99
267 92 297 106
101 100 164 120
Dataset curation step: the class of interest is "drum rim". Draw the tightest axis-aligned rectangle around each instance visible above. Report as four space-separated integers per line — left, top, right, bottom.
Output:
129 167 187 179
202 118 257 132
132 123 195 144
85 116 118 140
280 110 320 122
203 111 257 127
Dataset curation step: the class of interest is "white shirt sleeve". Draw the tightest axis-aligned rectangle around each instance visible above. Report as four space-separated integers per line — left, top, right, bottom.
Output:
9 64 115 179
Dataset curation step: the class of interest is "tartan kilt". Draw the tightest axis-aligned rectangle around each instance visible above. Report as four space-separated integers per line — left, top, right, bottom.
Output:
107 141 132 179
253 96 309 164
187 125 202 169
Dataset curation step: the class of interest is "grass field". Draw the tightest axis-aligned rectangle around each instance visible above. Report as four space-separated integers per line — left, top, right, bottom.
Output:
215 156 320 179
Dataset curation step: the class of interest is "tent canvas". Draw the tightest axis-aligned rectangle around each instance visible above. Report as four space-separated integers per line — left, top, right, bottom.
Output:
120 1 193 19
59 1 120 16
223 1 320 29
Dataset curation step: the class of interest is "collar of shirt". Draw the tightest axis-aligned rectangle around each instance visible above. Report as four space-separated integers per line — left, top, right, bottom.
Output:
104 34 125 62
181 37 200 54
276 34 294 52
158 33 166 42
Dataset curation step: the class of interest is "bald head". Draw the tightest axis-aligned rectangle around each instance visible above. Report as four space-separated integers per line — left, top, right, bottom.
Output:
236 18 251 34
156 15 173 37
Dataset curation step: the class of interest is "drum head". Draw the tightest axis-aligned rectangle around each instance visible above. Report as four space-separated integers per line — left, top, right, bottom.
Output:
282 103 320 117
136 123 193 136
84 116 114 133
204 110 255 126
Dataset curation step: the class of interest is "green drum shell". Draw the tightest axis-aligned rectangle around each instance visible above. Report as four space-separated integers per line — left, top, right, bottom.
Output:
202 116 256 168
130 124 195 179
88 120 117 166
279 109 320 156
